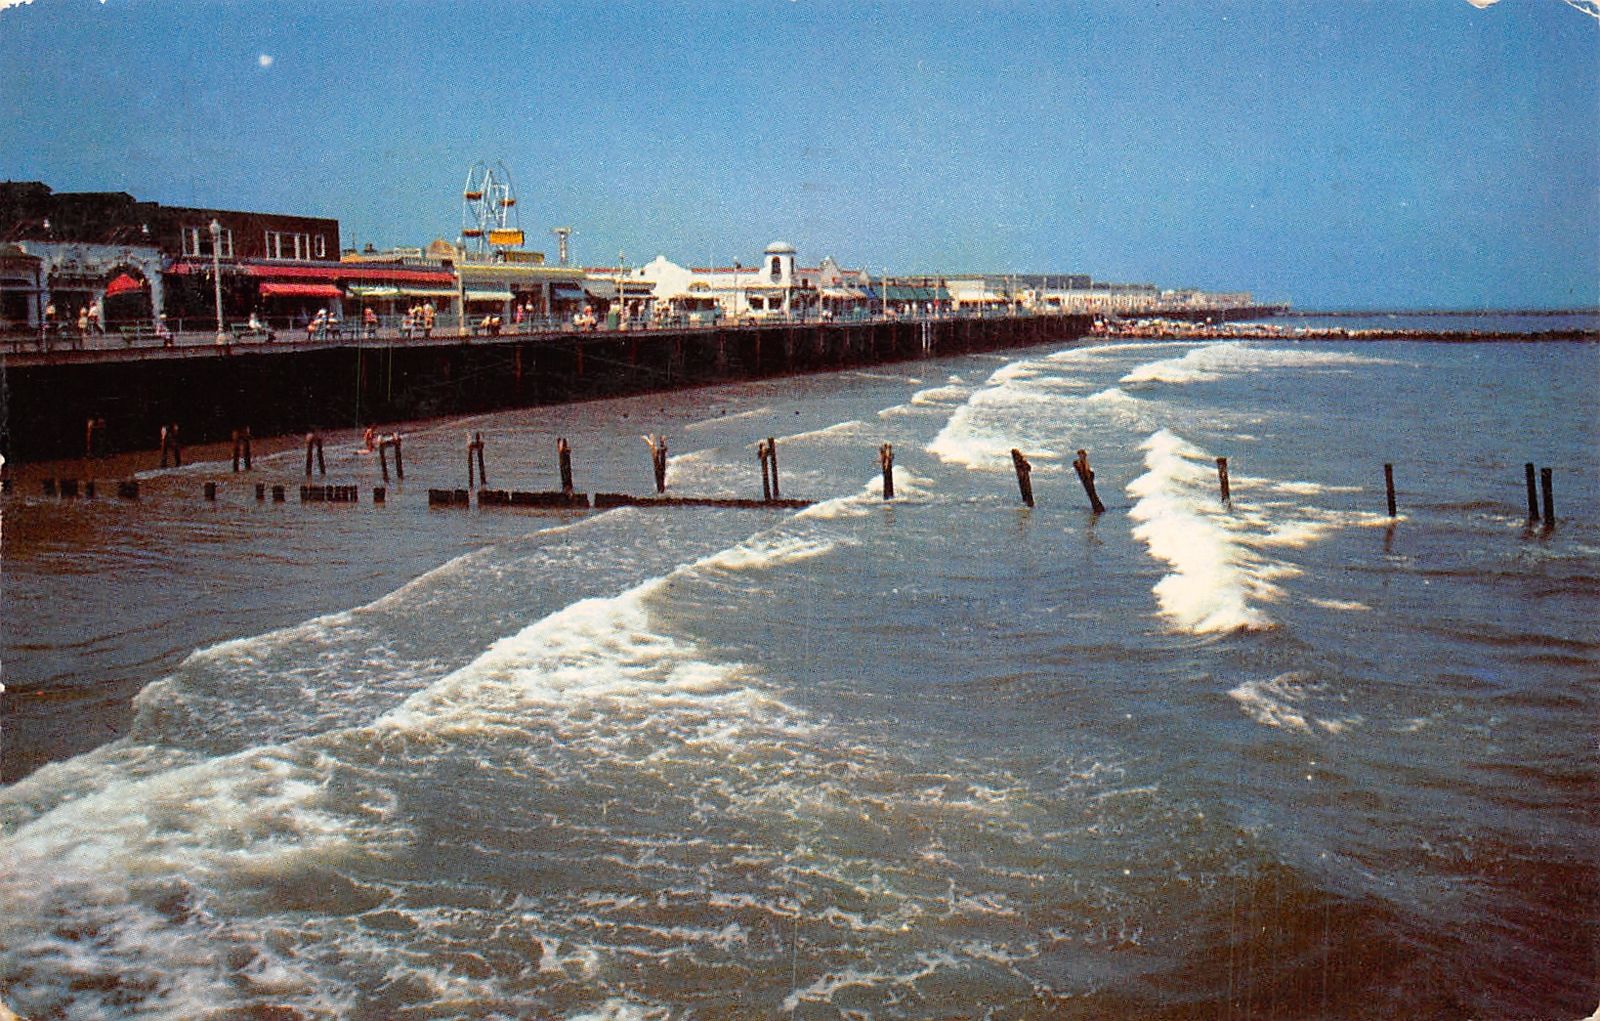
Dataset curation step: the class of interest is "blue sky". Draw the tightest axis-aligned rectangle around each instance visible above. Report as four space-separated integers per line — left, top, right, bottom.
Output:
2 0 1596 309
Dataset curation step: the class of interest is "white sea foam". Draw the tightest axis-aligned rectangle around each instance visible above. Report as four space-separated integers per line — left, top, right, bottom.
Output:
685 405 775 430
1126 430 1278 634
1229 673 1362 735
1121 341 1395 386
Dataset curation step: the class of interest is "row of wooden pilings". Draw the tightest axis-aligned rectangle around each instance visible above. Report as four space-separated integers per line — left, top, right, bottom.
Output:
11 426 1567 528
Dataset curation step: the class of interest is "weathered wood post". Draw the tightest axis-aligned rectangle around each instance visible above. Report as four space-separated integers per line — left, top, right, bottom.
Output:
558 437 573 494
1525 463 1540 522
1073 449 1106 514
1540 467 1554 526
1384 463 1397 518
476 432 488 487
1011 448 1034 508
304 433 325 476
159 424 182 468
241 428 251 471
378 439 390 483
767 436 780 499
645 434 669 493
204 481 217 501
1216 456 1231 506
255 482 266 501
232 431 243 473
467 432 488 488
758 440 772 502
880 442 895 500
392 434 404 481
85 418 99 460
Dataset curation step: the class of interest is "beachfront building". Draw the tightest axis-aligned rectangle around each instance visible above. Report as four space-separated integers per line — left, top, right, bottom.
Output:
946 276 1011 313
801 256 874 320
0 181 345 331
627 242 826 325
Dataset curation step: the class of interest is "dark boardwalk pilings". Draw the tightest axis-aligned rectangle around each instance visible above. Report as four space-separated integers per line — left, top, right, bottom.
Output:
1216 456 1231 506
159 423 181 468
231 429 253 473
304 433 326 476
1540 467 1554 527
1384 463 1397 518
1525 463 1540 523
880 442 895 500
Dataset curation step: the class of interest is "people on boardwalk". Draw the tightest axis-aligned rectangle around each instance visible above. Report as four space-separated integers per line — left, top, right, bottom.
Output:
421 301 436 337
86 303 102 335
363 306 378 339
76 306 88 348
362 426 377 452
155 313 173 346
573 306 597 331
306 308 327 341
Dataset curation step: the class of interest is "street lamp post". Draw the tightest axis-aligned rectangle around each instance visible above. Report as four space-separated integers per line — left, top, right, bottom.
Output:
210 219 227 345
615 251 626 331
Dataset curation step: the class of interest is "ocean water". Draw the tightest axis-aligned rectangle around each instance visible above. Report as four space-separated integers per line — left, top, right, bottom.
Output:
2 335 1597 1019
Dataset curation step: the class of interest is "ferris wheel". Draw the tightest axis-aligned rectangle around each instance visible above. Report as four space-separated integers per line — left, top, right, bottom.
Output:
460 161 522 255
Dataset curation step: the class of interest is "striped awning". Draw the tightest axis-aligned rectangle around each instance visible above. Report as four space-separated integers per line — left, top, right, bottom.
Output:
464 288 513 303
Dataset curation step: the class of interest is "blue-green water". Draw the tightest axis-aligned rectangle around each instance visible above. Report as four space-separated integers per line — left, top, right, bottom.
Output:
2 334 1596 1018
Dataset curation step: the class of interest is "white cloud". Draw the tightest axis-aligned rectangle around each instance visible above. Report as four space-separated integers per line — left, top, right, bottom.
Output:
258 53 274 68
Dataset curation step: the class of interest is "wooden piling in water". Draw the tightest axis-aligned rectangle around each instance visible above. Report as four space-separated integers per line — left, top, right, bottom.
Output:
468 432 488 488
84 480 95 499
373 486 386 503
1525 463 1540 522
1216 456 1231 506
880 443 895 500
204 481 217 501
758 440 772 502
558 437 574 494
42 478 56 496
255 483 266 501
1011 449 1034 508
767 437 780 500
117 480 139 500
645 434 669 493
59 479 78 498
1384 463 1397 518
1073 449 1106 514
1540 467 1554 526
272 485 285 502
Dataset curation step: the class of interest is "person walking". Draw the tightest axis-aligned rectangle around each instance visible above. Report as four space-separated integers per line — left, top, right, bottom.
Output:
76 306 88 349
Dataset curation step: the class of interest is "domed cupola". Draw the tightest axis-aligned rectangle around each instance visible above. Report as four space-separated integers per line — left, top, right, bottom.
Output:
764 241 796 286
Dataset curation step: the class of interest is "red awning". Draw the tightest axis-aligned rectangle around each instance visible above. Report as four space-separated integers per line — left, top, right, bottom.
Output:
260 282 342 299
105 272 145 296
165 261 455 286
239 263 454 285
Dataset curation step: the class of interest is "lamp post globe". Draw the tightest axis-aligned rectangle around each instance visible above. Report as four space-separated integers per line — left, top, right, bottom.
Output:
209 219 226 345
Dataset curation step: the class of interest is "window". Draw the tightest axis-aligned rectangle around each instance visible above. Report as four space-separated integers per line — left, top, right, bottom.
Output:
314 235 326 258
182 225 233 259
264 230 311 261
769 256 782 282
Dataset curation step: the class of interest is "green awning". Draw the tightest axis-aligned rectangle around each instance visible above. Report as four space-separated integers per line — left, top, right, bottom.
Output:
465 288 514 303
